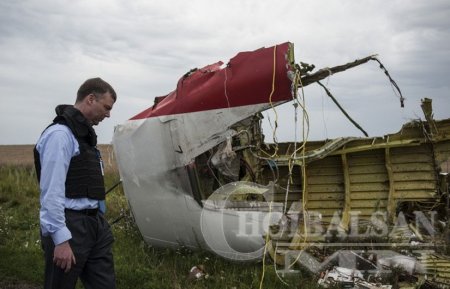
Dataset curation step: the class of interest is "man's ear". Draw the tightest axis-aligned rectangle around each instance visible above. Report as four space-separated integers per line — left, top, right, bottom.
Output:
87 94 95 104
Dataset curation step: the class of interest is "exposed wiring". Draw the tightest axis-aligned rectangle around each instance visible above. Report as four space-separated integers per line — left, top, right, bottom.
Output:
267 58 313 285
258 54 407 284
273 243 289 286
265 159 279 183
288 66 311 269
321 70 332 139
372 57 405 107
317 80 369 137
206 149 223 187
266 45 280 158
259 200 273 289
259 45 280 289
223 68 231 108
240 158 256 182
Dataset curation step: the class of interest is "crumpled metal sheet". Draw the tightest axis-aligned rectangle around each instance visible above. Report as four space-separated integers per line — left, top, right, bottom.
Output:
131 42 294 119
318 266 392 289
416 252 450 288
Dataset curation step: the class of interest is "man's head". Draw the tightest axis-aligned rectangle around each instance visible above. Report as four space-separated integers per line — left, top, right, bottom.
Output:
74 78 116 126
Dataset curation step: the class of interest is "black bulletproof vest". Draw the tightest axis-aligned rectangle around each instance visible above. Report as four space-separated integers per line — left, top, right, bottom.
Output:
34 105 106 200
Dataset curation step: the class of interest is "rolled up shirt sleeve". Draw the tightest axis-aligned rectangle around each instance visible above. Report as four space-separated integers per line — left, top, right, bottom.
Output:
36 125 78 245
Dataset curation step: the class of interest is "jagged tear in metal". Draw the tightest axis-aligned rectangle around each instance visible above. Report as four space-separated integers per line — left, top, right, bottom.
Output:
112 42 450 287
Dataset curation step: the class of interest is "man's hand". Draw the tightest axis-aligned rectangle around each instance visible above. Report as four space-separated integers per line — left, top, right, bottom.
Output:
53 241 76 272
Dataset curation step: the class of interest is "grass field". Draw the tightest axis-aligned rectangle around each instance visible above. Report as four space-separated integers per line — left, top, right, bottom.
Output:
0 144 117 173
0 145 320 289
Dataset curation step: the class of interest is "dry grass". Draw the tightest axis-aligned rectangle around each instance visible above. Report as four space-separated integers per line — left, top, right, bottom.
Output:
0 144 118 173
0 145 35 167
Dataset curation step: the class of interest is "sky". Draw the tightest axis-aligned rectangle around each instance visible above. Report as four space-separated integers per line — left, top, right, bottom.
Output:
0 0 449 144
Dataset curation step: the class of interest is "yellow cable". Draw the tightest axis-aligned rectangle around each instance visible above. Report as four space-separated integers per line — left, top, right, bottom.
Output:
259 45 279 289
286 65 312 268
261 48 315 284
273 243 289 286
259 200 273 289
261 45 279 159
269 45 278 147
298 70 309 248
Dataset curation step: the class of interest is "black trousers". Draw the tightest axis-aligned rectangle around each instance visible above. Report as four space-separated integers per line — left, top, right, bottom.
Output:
41 210 115 289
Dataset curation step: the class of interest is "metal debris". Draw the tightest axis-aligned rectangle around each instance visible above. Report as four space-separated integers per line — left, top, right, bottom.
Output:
318 266 392 289
188 265 208 280
111 41 450 287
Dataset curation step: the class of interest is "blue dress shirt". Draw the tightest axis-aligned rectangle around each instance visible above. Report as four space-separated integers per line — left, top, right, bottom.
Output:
36 124 99 245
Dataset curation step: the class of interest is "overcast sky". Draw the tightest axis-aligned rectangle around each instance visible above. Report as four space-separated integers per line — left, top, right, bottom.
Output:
0 0 449 145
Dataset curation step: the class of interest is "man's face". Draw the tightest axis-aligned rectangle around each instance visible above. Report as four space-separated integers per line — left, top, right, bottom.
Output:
87 92 115 125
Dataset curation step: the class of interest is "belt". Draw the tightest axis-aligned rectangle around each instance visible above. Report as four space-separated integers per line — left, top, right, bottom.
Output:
65 208 99 216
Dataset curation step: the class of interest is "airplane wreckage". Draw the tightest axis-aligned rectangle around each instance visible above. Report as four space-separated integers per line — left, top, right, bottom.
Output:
112 42 450 288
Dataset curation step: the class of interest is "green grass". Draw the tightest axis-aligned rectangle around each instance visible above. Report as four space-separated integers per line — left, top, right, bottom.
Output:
0 165 320 289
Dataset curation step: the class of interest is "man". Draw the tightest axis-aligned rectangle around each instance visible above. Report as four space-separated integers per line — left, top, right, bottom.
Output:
34 77 117 289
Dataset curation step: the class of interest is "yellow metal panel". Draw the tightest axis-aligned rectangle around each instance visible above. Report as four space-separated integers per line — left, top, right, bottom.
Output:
393 190 436 199
341 154 351 230
307 185 344 193
350 191 389 200
307 166 343 175
390 154 433 164
347 156 385 166
304 208 343 217
307 193 346 201
392 171 436 182
391 163 435 172
307 175 344 185
348 164 387 174
349 183 389 192
350 199 388 208
307 200 345 209
394 181 436 190
349 173 389 183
